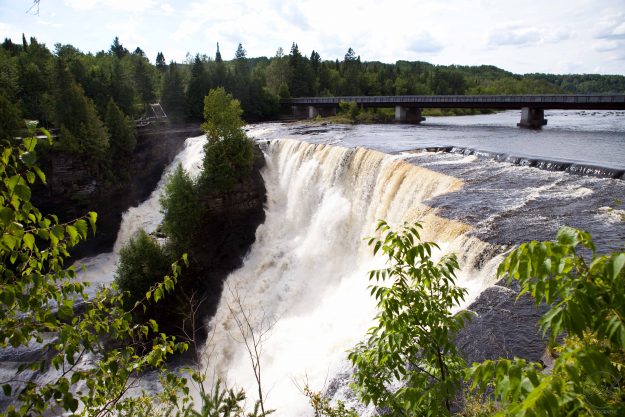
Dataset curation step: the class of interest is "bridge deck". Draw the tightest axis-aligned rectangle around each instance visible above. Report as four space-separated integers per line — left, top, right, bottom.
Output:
282 95 625 110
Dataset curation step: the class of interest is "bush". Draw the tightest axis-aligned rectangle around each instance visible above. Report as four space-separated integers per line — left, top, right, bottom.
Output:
348 221 470 416
115 229 172 308
200 87 255 192
468 227 625 416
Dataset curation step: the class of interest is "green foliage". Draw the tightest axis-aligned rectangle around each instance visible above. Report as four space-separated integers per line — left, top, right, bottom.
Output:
200 87 255 192
304 387 358 417
160 164 203 252
161 62 186 122
338 101 359 121
115 229 172 308
0 123 189 416
52 59 109 162
105 98 136 175
349 221 470 416
468 227 625 416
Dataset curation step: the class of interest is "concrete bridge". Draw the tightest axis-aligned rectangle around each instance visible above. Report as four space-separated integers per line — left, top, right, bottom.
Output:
282 94 625 128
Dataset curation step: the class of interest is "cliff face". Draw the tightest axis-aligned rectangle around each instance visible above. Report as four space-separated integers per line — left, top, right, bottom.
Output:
151 149 268 339
33 124 203 258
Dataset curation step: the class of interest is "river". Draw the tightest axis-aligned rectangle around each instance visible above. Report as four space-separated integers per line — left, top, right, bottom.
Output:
1 110 624 415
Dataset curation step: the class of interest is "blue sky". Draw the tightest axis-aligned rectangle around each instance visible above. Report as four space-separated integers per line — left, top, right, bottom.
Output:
1 0 624 75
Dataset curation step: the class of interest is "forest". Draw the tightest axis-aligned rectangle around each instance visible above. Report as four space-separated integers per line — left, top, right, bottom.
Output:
2 35 625 145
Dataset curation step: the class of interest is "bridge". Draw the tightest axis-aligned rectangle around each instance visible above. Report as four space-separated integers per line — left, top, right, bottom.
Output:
281 94 625 128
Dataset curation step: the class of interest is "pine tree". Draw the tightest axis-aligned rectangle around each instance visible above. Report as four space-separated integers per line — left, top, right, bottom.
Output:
161 62 185 122
52 60 109 164
104 99 136 177
185 54 209 121
155 52 166 70
110 36 127 59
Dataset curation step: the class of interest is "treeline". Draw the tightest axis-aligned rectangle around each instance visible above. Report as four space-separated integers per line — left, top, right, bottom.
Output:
2 35 625 150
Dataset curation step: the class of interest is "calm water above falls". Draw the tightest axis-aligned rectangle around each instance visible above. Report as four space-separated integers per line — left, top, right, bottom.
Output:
251 110 625 169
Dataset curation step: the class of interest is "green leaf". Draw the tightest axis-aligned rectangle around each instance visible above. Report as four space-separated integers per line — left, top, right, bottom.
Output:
23 233 35 250
19 152 37 167
0 207 14 225
14 184 31 201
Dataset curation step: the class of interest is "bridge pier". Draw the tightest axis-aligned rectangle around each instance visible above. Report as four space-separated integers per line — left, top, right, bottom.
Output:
395 106 425 123
517 107 547 129
292 105 336 119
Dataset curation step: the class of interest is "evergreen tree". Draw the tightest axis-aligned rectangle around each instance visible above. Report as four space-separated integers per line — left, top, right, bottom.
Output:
185 54 209 121
160 61 185 122
52 59 109 163
133 47 146 57
133 55 156 109
159 164 202 252
104 98 136 176
155 51 166 70
110 59 135 116
110 36 127 59
288 43 314 97
213 42 226 87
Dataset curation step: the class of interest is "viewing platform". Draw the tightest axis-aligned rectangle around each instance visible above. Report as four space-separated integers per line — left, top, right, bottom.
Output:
281 94 625 128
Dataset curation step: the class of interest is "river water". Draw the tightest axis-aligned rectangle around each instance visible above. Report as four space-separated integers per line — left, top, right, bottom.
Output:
200 110 625 415
2 110 624 415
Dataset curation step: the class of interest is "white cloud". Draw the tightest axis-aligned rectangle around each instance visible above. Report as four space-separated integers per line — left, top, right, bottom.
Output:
488 26 543 47
406 32 443 54
0 22 22 42
64 0 156 12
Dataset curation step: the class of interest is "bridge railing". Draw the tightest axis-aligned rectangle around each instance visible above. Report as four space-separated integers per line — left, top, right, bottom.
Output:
282 94 625 106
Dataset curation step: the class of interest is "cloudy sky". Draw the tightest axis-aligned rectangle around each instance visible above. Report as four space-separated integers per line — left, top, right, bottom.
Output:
1 0 624 75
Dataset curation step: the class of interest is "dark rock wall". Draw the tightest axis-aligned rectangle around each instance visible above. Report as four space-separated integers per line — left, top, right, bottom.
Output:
32 124 203 258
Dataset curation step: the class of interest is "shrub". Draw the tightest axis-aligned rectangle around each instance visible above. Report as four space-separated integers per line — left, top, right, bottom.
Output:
348 221 470 416
160 164 202 253
115 229 172 308
468 227 625 416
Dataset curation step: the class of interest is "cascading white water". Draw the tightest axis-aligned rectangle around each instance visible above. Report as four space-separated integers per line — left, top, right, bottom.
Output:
200 139 503 416
76 135 207 287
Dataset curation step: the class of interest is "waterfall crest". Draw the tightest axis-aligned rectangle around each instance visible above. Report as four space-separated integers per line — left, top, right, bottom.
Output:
200 139 502 415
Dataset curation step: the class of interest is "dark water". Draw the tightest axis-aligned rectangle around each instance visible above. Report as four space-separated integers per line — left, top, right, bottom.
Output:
249 110 625 252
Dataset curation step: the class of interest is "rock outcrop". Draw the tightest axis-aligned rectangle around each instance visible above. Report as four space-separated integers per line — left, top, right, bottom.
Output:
33 124 203 258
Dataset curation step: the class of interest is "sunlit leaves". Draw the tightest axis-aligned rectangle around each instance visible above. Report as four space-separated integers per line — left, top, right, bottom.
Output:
468 227 625 416
0 125 191 417
349 220 469 416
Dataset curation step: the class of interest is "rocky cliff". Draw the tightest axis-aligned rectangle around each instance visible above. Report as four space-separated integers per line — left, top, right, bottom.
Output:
33 124 203 258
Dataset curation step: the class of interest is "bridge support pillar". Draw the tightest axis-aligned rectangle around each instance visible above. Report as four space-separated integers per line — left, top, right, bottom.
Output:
395 106 425 123
517 107 547 129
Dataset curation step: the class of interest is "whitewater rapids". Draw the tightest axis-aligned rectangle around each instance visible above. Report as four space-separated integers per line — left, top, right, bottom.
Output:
199 139 503 415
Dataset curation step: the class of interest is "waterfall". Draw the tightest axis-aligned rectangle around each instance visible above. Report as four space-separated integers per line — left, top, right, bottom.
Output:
199 139 503 415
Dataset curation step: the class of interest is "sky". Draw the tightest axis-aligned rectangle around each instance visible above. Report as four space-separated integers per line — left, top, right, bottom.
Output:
1 0 624 75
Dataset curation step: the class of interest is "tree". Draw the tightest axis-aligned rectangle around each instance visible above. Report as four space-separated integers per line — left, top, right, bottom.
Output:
200 87 255 191
186 54 209 121
52 59 110 163
104 98 136 175
155 51 166 70
212 42 227 88
110 36 127 59
349 221 470 416
159 164 202 252
132 55 156 109
115 229 172 308
469 227 625 417
288 43 314 97
160 62 186 122
0 123 189 417
265 47 291 97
